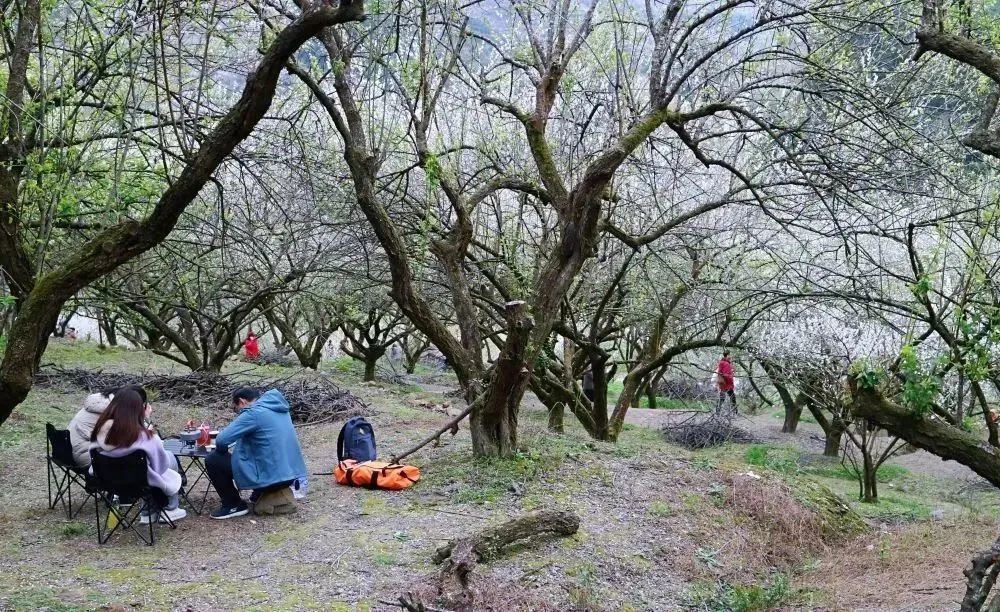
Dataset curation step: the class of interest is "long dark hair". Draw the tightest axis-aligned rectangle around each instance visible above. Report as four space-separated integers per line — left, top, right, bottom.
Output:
90 388 149 448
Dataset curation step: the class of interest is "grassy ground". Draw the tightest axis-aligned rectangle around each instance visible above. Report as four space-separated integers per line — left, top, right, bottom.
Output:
1 340 995 610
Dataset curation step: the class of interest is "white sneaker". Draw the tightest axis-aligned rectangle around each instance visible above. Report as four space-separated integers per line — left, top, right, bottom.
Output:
139 511 155 525
158 507 187 523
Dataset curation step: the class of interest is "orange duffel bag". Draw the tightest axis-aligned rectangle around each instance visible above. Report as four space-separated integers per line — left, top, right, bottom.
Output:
335 460 421 490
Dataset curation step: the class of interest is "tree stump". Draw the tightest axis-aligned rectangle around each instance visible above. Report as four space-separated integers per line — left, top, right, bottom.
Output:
430 510 580 611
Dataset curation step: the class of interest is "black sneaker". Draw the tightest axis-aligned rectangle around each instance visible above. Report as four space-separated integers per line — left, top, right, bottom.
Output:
210 502 249 520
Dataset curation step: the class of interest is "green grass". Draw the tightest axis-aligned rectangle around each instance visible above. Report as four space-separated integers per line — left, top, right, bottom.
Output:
743 444 910 484
58 522 89 538
329 355 362 374
685 574 793 612
451 452 554 504
1 393 76 451
852 493 932 521
744 444 801 474
41 340 170 371
808 462 910 483
423 428 608 505
0 588 91 612
648 500 675 517
406 362 440 376
737 443 943 523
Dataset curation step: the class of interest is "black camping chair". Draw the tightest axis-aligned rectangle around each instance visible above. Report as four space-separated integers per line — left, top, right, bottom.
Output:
45 423 96 518
89 449 177 546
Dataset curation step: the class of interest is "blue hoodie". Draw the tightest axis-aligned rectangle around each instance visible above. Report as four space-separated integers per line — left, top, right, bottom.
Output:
215 389 307 490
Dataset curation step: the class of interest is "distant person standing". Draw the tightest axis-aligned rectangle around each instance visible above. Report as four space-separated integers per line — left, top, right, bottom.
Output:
244 332 260 361
716 350 736 413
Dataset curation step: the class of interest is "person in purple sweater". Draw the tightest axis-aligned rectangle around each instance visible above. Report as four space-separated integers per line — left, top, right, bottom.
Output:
90 388 187 524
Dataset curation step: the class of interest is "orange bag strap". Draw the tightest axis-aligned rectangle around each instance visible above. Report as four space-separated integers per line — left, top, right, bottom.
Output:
345 464 381 489
381 464 419 483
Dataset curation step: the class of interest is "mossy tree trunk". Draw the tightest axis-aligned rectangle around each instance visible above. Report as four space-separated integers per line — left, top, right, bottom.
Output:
849 381 1000 487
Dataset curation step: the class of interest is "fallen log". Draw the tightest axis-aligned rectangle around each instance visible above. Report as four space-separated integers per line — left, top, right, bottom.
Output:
428 510 580 611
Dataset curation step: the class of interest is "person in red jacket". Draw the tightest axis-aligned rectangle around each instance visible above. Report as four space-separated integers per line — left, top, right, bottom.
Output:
716 350 736 412
244 332 261 361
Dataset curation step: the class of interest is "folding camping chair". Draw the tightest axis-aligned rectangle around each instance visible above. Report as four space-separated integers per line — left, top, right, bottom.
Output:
45 423 96 518
89 449 177 546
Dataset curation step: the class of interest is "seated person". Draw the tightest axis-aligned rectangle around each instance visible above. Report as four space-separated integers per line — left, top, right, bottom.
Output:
68 384 149 467
90 388 187 524
207 388 307 519
68 387 115 467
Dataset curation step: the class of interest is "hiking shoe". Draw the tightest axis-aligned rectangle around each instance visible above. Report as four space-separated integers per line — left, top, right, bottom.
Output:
158 507 187 524
210 502 249 520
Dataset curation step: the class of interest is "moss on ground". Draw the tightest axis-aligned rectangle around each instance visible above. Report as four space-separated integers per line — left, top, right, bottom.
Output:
787 476 868 538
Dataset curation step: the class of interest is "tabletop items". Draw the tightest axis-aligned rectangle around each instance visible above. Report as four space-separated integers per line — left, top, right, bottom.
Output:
179 420 218 450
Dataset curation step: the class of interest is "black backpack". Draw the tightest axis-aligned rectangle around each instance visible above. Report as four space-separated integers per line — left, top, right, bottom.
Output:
337 416 377 462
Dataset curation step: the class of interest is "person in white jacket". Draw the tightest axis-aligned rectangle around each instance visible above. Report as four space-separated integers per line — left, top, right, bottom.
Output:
68 388 115 467
67 385 149 466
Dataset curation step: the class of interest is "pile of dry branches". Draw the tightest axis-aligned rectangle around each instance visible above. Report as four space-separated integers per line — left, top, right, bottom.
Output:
661 410 756 449
253 348 300 368
35 366 367 424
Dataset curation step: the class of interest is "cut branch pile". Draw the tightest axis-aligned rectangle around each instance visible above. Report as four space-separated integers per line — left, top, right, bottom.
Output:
661 409 757 449
253 348 300 367
35 366 368 424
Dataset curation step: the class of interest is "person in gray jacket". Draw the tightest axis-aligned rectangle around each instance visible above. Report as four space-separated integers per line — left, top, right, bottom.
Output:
67 386 147 467
68 388 115 467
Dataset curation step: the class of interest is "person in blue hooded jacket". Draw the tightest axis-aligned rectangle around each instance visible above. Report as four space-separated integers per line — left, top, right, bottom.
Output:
206 388 307 519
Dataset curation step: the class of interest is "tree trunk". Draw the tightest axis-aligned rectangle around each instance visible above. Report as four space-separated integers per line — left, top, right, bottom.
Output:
471 302 531 457
646 385 657 410
608 372 643 441
529 370 601 440
547 403 564 434
801 393 846 457
55 307 78 337
824 425 845 457
549 338 574 434
760 360 798 433
99 312 119 347
304 342 323 369
588 356 611 440
782 403 802 434
957 369 967 425
364 357 377 382
862 452 878 503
